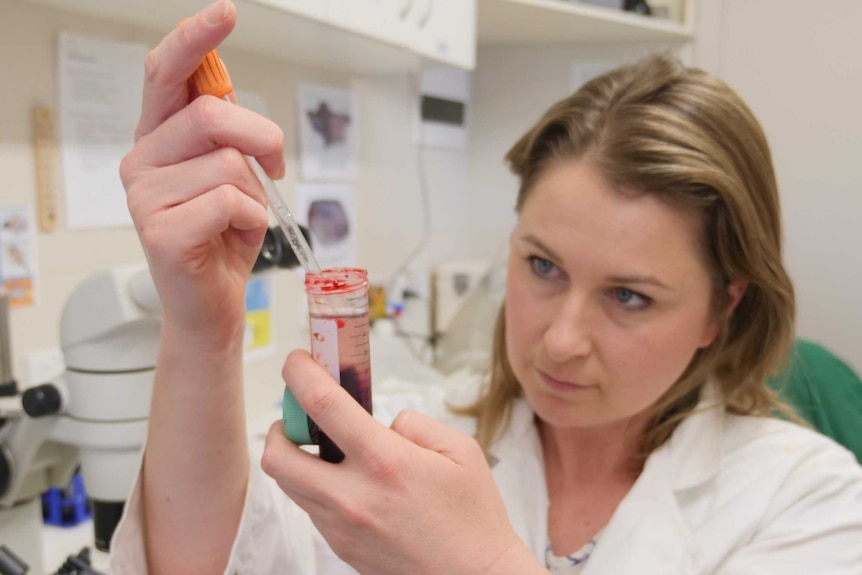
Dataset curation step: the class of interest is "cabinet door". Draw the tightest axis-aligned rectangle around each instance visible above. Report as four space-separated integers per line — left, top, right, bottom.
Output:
326 0 476 69
404 0 476 69
326 0 409 48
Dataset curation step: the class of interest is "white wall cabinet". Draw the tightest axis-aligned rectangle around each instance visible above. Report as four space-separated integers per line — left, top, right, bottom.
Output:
11 0 477 72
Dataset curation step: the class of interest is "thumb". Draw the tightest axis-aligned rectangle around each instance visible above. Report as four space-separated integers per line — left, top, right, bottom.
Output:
389 409 481 465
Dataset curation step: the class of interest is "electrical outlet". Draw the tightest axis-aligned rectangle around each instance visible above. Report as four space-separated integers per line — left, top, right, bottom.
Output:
394 268 432 341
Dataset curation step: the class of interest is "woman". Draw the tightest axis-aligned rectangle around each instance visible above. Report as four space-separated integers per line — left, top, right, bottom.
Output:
112 2 862 573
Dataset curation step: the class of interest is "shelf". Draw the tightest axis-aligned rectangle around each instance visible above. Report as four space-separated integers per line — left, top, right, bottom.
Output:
477 0 693 46
12 0 475 73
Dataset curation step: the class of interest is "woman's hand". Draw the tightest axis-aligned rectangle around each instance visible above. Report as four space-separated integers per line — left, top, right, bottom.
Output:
262 351 544 575
119 0 285 345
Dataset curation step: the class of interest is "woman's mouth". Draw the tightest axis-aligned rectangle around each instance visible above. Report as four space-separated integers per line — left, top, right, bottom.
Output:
538 370 592 392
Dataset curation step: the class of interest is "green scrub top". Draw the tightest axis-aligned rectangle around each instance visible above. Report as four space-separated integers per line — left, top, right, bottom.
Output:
769 339 862 465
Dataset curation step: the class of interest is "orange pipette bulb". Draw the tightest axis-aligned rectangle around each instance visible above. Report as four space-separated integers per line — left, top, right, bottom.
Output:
191 49 233 98
176 18 233 98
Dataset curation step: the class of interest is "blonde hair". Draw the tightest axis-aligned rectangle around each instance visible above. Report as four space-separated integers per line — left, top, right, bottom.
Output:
461 53 798 457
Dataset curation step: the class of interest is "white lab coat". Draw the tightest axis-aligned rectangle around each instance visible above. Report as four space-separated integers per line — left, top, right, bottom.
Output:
111 380 862 574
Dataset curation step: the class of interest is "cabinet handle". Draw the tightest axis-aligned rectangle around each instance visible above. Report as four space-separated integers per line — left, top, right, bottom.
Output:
418 0 434 28
399 0 415 20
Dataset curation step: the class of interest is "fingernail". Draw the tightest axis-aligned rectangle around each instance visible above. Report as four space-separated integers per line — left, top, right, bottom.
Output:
204 0 231 24
277 162 286 180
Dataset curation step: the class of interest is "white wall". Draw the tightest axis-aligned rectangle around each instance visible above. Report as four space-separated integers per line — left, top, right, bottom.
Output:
468 42 675 259
692 0 862 373
0 0 472 420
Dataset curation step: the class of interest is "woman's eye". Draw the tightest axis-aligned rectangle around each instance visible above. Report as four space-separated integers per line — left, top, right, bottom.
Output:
612 287 652 311
529 256 559 278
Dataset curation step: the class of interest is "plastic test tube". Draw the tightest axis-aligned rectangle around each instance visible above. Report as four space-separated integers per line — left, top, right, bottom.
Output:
188 42 373 462
283 268 374 463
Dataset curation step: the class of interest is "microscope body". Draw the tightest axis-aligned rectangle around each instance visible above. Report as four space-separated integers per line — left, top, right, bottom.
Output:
0 264 159 572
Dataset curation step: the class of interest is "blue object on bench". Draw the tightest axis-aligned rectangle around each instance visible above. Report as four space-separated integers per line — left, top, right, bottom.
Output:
42 472 91 527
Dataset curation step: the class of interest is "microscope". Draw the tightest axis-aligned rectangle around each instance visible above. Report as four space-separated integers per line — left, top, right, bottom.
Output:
0 265 159 574
0 225 309 574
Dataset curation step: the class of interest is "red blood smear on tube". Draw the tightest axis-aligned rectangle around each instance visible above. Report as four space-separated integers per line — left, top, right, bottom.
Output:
320 279 348 291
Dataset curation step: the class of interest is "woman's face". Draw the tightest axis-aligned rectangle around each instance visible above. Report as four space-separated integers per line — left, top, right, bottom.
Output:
505 159 720 431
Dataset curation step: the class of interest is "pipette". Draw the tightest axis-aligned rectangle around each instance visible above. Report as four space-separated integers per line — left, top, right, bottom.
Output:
189 45 321 274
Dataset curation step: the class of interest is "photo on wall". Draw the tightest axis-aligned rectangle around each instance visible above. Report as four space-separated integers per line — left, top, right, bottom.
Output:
295 182 357 269
0 207 37 308
297 83 358 181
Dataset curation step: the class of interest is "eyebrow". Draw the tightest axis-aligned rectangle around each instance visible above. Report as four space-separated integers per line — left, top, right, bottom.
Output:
520 234 674 292
521 234 563 262
606 275 673 292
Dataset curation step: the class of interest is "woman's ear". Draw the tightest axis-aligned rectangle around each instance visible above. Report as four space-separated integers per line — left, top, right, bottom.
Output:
698 279 749 348
725 279 748 318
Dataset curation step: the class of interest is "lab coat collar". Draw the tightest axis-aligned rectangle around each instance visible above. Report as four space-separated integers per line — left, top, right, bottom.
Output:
664 382 726 491
489 385 727 573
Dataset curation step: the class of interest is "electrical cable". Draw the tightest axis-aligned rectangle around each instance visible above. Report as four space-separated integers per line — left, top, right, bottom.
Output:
386 71 435 362
386 71 433 295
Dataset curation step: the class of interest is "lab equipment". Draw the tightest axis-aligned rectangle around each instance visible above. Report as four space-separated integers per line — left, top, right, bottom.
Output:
432 251 507 376
41 472 90 527
283 268 373 463
54 547 105 575
187 36 321 275
0 265 158 573
432 260 491 339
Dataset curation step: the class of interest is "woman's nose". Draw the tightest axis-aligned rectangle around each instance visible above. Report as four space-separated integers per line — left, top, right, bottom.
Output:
543 297 593 363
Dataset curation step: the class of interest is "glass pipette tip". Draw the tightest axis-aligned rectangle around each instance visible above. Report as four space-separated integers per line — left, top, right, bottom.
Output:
188 40 322 274
244 151 321 274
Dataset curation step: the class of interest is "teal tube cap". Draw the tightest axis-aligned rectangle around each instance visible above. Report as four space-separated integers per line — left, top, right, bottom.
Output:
283 387 313 445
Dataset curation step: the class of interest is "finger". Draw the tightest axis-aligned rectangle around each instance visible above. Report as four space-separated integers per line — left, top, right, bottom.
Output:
133 96 285 179
261 420 338 501
126 147 266 219
280 350 391 461
137 0 236 139
139 184 268 258
390 409 481 465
